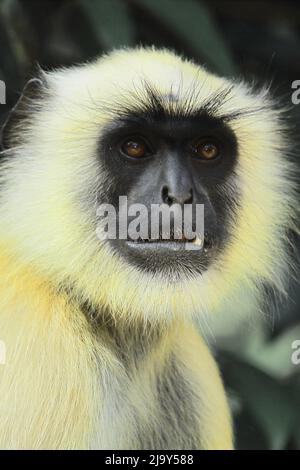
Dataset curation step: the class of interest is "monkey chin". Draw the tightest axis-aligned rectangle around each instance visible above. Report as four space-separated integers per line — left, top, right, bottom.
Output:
109 232 218 280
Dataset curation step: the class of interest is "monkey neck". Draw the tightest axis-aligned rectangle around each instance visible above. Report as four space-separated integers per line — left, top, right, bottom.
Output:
80 301 177 367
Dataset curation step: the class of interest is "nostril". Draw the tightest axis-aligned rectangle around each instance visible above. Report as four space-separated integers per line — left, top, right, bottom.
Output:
162 186 174 206
185 189 193 204
162 186 193 205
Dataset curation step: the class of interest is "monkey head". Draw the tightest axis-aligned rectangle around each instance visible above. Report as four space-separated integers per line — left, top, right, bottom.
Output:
0 48 297 325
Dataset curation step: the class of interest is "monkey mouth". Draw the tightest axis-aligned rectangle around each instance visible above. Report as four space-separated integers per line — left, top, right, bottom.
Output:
110 231 217 276
124 232 213 252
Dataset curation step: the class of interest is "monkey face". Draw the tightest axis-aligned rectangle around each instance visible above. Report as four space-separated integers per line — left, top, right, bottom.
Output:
98 109 238 278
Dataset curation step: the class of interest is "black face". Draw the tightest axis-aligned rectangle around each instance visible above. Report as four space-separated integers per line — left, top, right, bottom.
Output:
98 106 238 278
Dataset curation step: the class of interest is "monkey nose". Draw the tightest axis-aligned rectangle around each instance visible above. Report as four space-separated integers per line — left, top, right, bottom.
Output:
161 186 193 206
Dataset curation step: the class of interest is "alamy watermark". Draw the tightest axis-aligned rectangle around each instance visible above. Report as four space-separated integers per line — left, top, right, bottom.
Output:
291 80 300 105
96 196 205 250
291 340 300 365
0 80 6 105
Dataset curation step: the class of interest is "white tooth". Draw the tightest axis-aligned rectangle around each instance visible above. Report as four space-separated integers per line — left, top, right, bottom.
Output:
193 236 203 246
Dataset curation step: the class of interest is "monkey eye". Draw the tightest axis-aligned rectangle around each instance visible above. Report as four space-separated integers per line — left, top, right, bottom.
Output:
120 137 152 159
192 138 221 161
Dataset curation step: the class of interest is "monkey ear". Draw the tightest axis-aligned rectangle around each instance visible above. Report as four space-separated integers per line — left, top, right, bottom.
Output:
0 77 45 151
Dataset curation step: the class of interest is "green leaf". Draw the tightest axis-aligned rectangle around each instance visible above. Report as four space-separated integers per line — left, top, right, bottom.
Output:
79 0 135 50
245 324 300 379
222 353 298 449
137 0 237 77
218 322 300 380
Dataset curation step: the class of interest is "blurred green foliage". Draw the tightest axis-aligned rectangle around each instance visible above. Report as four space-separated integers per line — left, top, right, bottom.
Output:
0 0 299 449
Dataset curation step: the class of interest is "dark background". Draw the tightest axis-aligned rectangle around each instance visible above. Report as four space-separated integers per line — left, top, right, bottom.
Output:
0 0 299 449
